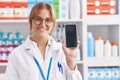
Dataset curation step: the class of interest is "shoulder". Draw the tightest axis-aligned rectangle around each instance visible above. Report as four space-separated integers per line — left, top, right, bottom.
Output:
12 43 25 53
12 36 33 52
10 36 31 57
9 43 26 60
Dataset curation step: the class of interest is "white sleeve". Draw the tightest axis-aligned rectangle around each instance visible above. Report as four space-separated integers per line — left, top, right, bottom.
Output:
65 64 83 80
4 52 19 80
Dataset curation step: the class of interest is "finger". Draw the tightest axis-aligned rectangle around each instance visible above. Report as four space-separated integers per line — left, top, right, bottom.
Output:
77 41 80 47
62 38 66 47
62 39 64 45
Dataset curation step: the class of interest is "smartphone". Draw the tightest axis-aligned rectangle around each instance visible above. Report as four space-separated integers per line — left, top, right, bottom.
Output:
65 24 77 48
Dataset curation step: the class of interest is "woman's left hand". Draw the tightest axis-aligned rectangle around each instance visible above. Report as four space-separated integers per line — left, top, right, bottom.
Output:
62 39 80 70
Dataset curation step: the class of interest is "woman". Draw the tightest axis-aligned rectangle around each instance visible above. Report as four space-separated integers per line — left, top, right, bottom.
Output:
4 2 82 80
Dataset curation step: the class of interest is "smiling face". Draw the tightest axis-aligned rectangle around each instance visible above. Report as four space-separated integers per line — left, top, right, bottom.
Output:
29 2 56 39
31 9 53 38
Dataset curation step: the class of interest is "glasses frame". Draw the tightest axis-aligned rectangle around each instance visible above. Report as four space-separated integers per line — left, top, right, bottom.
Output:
32 16 54 27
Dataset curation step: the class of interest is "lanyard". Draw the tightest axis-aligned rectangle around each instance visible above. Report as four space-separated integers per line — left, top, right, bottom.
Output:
33 57 53 80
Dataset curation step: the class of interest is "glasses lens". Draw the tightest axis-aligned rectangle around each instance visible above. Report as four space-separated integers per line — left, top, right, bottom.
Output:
33 17 54 27
45 19 54 27
33 17 42 25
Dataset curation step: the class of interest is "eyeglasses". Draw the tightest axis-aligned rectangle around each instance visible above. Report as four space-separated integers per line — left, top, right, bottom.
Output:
33 17 54 27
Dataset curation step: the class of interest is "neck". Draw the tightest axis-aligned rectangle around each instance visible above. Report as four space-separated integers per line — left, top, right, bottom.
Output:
31 35 49 46
30 36 49 59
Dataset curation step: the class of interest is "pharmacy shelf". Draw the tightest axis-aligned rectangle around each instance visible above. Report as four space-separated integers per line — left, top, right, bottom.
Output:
0 19 82 23
57 19 82 23
0 0 120 80
86 57 120 67
0 20 28 23
76 60 84 64
0 63 7 66
86 15 120 25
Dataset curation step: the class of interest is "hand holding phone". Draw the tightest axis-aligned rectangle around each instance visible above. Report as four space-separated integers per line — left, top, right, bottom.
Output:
65 24 77 48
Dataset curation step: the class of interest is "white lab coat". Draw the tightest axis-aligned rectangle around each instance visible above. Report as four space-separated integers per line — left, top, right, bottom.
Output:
4 36 82 80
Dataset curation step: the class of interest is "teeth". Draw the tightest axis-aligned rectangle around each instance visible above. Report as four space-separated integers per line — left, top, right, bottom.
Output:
41 28 45 30
37 28 46 31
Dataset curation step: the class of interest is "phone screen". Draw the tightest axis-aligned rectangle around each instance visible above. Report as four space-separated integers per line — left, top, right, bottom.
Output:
65 24 77 48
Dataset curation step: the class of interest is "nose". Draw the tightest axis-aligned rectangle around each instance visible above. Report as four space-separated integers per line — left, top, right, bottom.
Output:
40 20 46 27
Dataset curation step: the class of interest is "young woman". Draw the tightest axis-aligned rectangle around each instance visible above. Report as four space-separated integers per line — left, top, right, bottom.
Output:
4 2 82 80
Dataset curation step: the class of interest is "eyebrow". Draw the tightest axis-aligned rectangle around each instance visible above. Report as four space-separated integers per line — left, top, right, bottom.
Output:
35 16 51 19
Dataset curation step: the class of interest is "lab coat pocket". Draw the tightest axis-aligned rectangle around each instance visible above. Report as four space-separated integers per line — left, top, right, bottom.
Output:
56 71 66 80
55 62 66 80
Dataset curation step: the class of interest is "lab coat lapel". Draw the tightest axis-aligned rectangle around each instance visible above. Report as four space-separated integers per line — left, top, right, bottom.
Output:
23 37 44 71
24 36 61 75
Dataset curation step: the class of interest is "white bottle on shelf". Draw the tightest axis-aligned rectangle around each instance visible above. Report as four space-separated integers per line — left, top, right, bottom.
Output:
69 0 80 19
95 36 104 58
111 42 118 57
104 40 111 57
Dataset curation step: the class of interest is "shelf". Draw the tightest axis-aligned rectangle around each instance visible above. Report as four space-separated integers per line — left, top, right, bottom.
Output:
76 60 84 64
0 19 82 23
0 63 7 66
0 20 28 23
86 57 120 67
86 15 120 25
57 19 82 23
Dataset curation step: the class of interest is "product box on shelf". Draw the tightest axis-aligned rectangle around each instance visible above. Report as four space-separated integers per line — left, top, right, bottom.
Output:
88 68 96 80
53 2 69 19
28 0 36 3
104 68 112 80
36 0 45 2
0 0 12 2
59 3 69 19
59 0 69 4
0 2 13 20
54 0 59 4
87 0 117 15
111 67 119 79
119 0 120 14
88 67 120 80
53 3 59 19
0 32 25 63
12 0 28 2
96 68 104 80
13 2 28 20
54 3 59 12
45 0 54 3
0 50 10 63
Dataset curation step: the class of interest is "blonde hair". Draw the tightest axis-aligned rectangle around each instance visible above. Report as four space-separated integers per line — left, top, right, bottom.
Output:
29 2 56 30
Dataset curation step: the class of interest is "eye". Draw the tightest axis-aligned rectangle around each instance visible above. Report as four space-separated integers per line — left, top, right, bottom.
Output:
46 19 53 22
35 17 42 21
